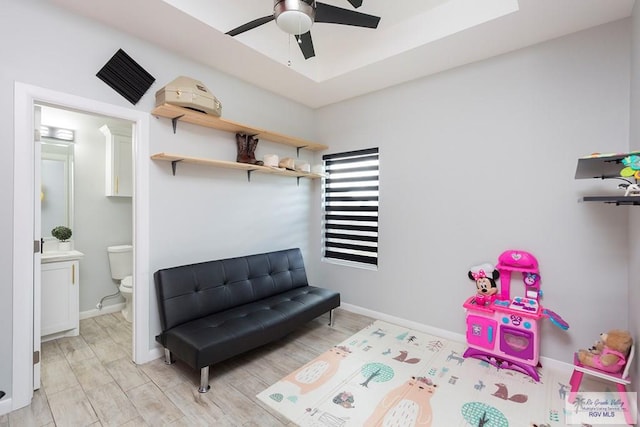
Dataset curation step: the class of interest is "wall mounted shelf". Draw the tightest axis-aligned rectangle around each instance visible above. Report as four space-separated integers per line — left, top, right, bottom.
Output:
574 152 639 179
151 152 323 182
152 104 328 153
575 151 640 205
580 196 640 205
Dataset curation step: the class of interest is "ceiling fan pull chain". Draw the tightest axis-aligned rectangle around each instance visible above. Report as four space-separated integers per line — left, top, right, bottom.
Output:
288 34 292 67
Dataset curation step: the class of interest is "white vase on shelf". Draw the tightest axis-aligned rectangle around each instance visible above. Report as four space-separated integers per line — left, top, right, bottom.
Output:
58 241 72 251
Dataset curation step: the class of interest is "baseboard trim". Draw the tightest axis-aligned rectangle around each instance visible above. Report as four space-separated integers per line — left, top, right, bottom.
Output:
144 347 164 364
339 302 573 374
340 302 467 343
0 397 12 416
539 354 574 373
80 303 125 320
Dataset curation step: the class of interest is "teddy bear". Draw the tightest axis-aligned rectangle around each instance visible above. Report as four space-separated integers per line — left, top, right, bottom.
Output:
588 338 604 355
577 329 633 373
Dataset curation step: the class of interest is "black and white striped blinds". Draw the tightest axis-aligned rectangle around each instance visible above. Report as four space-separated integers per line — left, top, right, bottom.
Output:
322 148 379 267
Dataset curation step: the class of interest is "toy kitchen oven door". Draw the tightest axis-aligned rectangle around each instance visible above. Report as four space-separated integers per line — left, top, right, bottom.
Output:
463 250 543 381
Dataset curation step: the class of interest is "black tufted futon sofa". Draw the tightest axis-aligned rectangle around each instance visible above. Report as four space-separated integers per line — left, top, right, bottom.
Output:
154 248 340 392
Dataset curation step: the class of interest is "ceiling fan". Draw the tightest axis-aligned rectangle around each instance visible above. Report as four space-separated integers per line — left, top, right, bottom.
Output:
226 0 381 60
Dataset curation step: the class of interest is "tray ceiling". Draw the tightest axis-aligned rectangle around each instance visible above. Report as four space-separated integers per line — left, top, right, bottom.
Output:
49 0 634 108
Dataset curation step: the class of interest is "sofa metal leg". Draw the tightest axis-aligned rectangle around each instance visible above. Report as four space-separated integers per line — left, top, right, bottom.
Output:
164 348 175 365
328 309 335 327
198 366 211 393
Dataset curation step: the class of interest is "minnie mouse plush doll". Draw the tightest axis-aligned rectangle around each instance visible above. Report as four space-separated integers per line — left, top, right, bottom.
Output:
468 263 500 306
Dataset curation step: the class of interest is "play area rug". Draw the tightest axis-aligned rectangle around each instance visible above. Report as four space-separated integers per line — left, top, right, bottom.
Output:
257 320 632 426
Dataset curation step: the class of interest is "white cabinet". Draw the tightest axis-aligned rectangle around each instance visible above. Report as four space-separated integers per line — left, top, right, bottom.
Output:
100 124 132 197
41 260 79 340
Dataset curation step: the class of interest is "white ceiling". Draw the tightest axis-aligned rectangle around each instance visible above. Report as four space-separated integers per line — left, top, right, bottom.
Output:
50 0 635 108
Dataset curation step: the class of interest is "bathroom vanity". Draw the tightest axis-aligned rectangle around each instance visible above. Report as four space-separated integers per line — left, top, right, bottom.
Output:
41 250 84 341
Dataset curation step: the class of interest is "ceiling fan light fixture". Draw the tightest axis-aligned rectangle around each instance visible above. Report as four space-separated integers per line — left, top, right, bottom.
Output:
274 0 315 35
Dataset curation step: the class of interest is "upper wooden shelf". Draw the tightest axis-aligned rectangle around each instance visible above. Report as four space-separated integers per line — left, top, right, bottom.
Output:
575 151 640 206
152 104 328 152
575 151 640 179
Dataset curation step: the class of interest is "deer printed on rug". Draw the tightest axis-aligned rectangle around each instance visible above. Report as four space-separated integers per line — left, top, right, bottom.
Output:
446 350 466 365
370 328 387 338
364 376 437 426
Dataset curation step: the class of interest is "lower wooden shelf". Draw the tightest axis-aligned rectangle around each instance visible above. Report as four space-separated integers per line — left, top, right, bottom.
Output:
151 152 323 180
581 196 640 205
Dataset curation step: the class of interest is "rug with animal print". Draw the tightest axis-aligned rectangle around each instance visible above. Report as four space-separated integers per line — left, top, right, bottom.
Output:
257 320 629 426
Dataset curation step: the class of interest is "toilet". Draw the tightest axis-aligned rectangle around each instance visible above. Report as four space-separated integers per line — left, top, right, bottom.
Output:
107 244 133 322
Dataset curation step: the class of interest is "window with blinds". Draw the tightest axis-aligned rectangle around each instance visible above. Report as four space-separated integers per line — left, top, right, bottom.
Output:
322 148 379 267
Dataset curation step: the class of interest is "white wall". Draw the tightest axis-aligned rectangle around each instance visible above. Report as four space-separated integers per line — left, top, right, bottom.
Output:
1 0 316 403
628 1 640 396
146 122 320 349
314 19 632 363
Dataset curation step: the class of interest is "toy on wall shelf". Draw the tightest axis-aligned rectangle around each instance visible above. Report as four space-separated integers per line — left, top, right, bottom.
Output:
620 154 640 179
616 155 640 196
462 250 569 381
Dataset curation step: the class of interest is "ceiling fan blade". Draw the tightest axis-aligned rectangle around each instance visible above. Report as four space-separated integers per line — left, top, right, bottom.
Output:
226 15 275 36
347 0 363 8
296 31 316 60
315 2 380 28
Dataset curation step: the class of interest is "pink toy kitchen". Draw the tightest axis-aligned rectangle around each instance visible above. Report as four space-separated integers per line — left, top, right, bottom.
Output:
463 250 569 381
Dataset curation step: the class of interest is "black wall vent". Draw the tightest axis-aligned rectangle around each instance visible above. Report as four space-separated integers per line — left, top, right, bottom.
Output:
96 49 155 105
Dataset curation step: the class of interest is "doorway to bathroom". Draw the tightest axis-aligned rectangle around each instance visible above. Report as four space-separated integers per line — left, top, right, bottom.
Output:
38 104 135 343
40 105 134 309
12 82 152 411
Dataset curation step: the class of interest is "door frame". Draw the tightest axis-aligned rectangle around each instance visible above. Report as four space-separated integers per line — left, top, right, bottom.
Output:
12 82 152 410
32 105 41 391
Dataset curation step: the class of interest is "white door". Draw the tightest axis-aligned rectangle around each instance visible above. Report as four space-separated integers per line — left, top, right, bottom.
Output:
33 106 42 390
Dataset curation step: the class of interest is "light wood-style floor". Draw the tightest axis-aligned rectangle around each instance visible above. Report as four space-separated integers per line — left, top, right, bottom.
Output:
1 308 374 426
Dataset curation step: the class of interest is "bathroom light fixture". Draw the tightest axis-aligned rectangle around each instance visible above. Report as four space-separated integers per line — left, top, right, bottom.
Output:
274 0 315 35
41 125 75 142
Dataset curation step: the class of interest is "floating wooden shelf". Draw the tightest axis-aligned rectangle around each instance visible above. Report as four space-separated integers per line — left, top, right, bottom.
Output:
575 151 640 205
575 152 640 179
152 104 328 152
581 196 640 206
151 152 323 181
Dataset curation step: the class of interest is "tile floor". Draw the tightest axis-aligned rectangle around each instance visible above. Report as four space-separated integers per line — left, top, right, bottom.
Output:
0 309 373 426
5 310 626 426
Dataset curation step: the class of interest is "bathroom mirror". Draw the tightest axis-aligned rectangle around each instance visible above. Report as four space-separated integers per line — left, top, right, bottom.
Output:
41 140 74 238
